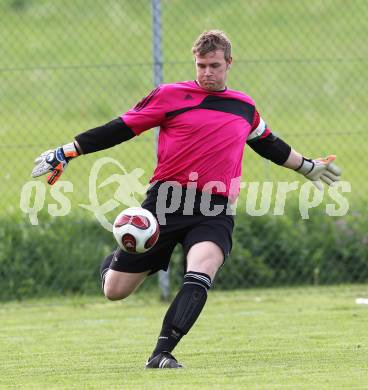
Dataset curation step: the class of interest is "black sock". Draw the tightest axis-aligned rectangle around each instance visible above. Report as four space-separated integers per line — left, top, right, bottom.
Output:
100 253 114 288
151 271 212 357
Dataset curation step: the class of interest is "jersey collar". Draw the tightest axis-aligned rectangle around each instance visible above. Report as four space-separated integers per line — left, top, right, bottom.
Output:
194 80 227 93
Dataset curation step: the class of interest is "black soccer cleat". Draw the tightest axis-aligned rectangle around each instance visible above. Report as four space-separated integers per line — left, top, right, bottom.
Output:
145 352 184 369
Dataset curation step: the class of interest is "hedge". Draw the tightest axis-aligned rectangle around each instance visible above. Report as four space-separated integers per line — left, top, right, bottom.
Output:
0 210 367 300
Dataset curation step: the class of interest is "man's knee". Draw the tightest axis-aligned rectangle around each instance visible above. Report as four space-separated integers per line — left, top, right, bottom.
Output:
186 241 224 280
103 271 134 300
103 269 149 301
104 284 132 301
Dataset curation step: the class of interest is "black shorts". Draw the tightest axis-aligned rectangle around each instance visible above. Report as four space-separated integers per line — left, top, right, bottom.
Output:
109 182 234 275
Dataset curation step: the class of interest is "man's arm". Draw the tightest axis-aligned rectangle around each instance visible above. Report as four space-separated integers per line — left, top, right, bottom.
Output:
248 133 342 189
74 117 135 155
246 108 341 189
31 117 136 185
32 85 166 185
282 148 303 169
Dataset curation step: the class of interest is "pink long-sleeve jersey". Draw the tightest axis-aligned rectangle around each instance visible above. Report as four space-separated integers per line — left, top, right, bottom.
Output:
121 80 269 199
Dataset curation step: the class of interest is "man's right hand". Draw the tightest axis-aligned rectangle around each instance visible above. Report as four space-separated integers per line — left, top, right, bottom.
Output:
32 142 79 185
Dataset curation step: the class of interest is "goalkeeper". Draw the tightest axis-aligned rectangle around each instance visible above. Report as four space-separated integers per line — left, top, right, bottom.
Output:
31 30 341 369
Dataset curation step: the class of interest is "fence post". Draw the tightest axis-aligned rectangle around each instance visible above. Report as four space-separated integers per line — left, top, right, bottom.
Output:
152 0 170 301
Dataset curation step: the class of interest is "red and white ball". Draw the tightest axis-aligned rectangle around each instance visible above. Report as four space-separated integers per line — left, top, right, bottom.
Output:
113 207 160 254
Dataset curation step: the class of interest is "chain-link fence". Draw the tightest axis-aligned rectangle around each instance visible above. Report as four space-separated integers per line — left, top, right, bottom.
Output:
1 0 367 296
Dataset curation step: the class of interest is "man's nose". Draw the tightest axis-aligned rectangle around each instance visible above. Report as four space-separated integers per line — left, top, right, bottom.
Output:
204 67 212 75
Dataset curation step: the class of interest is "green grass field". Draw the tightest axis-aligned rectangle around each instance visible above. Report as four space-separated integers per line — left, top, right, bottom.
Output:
1 0 367 216
2 285 368 389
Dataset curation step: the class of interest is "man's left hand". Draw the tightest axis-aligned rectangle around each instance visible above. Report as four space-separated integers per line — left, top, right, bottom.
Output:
296 155 342 190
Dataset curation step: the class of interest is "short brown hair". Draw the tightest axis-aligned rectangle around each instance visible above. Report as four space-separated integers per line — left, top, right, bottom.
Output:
192 30 232 61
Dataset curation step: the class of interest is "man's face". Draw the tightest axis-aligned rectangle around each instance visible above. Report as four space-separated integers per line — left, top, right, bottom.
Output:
195 50 232 92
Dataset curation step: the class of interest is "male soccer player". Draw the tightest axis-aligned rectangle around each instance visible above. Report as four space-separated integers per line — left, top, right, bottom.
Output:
32 30 341 369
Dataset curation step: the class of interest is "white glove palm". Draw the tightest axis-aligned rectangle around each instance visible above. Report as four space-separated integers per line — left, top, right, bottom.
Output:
296 155 342 190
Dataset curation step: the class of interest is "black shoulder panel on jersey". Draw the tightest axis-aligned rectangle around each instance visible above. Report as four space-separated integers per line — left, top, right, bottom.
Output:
248 132 291 165
75 117 135 154
166 95 255 125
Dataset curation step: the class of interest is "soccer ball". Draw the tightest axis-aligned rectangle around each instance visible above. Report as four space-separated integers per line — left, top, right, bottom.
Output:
113 207 160 254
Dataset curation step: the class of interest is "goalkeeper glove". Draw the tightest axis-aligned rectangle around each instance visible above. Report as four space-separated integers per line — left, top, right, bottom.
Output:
32 142 79 185
295 155 342 190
